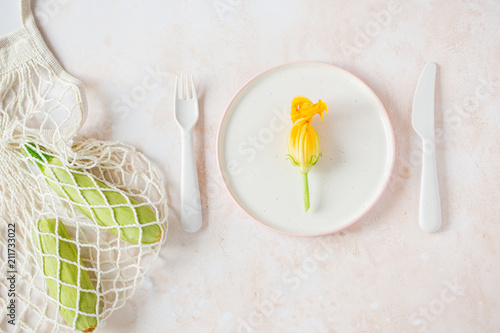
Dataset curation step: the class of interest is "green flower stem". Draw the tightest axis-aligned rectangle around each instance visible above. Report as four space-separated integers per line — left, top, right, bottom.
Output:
302 172 310 212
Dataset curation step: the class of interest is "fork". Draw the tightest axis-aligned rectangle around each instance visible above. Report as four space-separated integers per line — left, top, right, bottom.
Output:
174 74 202 233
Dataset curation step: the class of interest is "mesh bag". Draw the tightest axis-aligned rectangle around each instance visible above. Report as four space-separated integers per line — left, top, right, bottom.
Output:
0 3 168 332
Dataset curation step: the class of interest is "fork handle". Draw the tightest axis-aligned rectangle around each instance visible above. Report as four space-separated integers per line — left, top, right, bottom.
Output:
180 130 202 232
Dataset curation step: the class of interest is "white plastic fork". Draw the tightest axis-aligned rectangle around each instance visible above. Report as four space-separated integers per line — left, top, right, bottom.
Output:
174 74 202 233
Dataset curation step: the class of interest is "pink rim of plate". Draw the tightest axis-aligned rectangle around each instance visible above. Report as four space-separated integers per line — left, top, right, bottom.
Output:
216 61 396 237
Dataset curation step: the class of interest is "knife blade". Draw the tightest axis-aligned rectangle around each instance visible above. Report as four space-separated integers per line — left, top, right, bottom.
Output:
412 63 437 139
412 62 441 233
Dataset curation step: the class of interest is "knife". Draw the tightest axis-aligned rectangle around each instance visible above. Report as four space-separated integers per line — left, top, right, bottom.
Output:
412 62 441 233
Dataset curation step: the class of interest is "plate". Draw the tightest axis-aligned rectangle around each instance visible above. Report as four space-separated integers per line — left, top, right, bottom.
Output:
217 62 395 236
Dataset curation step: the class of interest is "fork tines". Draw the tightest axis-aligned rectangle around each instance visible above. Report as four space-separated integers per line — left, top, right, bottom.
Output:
176 74 196 100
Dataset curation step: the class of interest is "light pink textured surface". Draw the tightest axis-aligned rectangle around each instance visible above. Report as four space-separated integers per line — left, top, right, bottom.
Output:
1 1 499 332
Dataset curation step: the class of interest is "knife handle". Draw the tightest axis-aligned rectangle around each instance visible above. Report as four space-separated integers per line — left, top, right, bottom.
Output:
419 139 441 232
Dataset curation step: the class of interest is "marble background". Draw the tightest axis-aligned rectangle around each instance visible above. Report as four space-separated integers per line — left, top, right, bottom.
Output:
1 0 499 332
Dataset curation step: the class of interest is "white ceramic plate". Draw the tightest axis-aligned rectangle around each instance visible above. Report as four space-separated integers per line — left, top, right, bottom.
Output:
217 62 395 236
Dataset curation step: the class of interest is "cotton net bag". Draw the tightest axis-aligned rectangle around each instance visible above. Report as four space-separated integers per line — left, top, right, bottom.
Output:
0 1 168 332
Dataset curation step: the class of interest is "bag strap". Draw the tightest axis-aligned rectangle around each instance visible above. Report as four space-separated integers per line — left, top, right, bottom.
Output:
21 0 32 25
18 0 89 138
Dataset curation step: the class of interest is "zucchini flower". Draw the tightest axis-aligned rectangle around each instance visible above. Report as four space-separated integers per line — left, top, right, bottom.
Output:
287 96 328 212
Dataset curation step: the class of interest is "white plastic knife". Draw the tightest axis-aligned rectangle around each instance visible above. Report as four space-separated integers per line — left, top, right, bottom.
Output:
412 62 441 233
